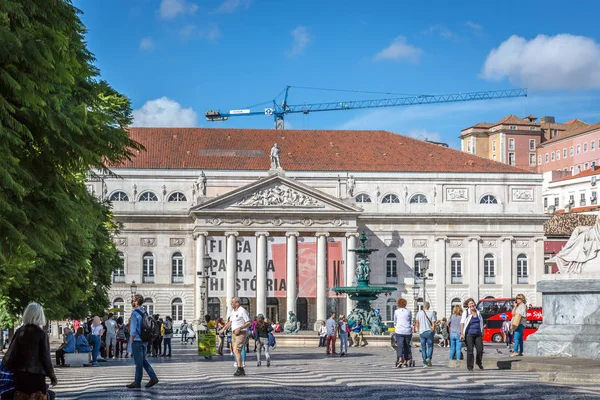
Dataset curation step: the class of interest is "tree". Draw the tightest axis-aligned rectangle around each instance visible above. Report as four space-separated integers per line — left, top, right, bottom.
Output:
0 0 141 323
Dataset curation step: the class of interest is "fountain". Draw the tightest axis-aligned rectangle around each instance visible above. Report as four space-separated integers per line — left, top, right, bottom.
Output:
331 231 397 333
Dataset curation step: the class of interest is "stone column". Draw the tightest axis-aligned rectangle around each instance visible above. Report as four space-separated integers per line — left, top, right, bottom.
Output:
501 236 514 298
255 232 269 317
316 232 329 325
286 232 299 318
193 231 208 326
345 232 359 314
533 237 545 305
468 236 481 301
434 236 447 317
225 231 239 306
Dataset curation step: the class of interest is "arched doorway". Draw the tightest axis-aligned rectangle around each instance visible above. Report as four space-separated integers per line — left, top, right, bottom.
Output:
267 298 279 323
296 298 308 330
207 297 220 320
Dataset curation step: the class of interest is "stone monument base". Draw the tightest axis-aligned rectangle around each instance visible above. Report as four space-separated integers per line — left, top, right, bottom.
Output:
525 276 600 359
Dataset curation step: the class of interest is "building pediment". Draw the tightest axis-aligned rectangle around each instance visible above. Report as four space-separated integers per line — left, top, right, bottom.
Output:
190 174 362 216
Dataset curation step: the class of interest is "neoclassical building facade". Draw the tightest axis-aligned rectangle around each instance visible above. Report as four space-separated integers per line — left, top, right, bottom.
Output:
90 128 547 329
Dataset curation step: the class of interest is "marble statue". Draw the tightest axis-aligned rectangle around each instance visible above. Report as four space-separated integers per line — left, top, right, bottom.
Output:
284 311 301 334
551 217 600 274
195 171 206 197
270 143 281 169
347 175 355 197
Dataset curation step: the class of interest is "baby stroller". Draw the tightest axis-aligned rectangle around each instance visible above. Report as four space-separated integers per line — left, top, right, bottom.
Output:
391 335 416 367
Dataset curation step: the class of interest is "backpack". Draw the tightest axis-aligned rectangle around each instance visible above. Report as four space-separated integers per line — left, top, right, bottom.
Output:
134 309 159 342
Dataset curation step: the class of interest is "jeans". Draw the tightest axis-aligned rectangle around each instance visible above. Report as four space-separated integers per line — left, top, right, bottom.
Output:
163 338 172 356
106 334 116 358
419 331 434 364
449 333 462 360
339 332 348 353
256 337 271 362
513 324 525 354
132 341 157 386
319 336 326 347
465 333 483 369
505 331 513 346
182 331 188 343
394 334 411 362
326 335 336 354
91 335 101 363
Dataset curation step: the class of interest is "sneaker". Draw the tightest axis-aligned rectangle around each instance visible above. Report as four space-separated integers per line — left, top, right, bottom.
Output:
395 360 401 369
233 362 238 367
242 363 246 367
257 361 261 367
233 367 246 377
91 362 99 367
266 359 270 367
422 364 428 368
145 377 159 388
478 364 484 370
426 358 431 367
126 382 141 389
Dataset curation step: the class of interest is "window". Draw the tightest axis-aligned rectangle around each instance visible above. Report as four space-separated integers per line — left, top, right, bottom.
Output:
556 150 560 161
570 146 574 156
509 125 517 130
143 298 154 315
585 163 589 170
414 253 424 278
529 153 536 166
355 193 372 203
593 141 596 151
410 194 428 204
172 252 184 283
545 153 549 163
171 298 183 321
516 254 528 284
451 254 462 284
538 155 542 166
543 197 548 209
112 298 125 319
580 192 586 206
381 194 400 204
584 143 588 152
569 194 575 205
554 197 559 207
480 195 498 204
592 191 597 205
483 254 496 284
508 138 515 150
113 252 125 283
386 253 397 283
529 139 536 151
492 141 496 152
493 154 497 161
168 192 187 202
563 148 567 158
142 252 155 283
508 152 515 165
529 126 536 131
467 141 472 152
139 191 158 202
551 152 555 162
386 298 396 321
577 145 581 154
109 191 129 201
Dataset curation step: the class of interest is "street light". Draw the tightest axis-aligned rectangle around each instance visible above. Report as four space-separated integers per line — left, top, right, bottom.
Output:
130 280 137 295
199 247 212 323
419 254 431 308
412 285 421 321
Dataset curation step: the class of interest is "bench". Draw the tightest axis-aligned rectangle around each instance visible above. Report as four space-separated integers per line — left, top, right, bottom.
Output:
64 352 91 367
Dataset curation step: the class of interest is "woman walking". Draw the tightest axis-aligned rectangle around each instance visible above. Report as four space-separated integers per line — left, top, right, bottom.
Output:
215 318 225 355
90 316 104 367
337 315 349 357
510 294 528 357
0 302 57 398
460 298 484 371
393 298 412 368
255 314 273 367
447 305 463 360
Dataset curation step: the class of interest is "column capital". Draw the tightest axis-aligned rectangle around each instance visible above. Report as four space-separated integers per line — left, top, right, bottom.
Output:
345 232 360 238
285 232 300 238
500 236 515 242
468 236 481 242
533 236 545 242
434 236 448 242
192 231 209 240
315 232 330 238
255 231 270 238
224 231 239 237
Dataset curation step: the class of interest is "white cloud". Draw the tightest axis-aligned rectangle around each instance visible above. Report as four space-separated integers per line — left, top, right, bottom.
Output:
286 26 311 58
180 23 221 41
424 25 454 39
213 0 251 14
139 38 154 51
132 97 197 127
481 34 600 90
404 129 443 143
466 21 482 32
159 0 198 20
374 36 423 63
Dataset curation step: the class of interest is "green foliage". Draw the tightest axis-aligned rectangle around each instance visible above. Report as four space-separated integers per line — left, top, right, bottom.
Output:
0 0 141 322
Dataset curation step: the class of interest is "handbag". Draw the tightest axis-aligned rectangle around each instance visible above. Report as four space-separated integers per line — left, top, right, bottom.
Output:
511 313 522 329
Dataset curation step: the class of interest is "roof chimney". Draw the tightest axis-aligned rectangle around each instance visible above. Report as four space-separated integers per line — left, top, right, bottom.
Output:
540 116 555 124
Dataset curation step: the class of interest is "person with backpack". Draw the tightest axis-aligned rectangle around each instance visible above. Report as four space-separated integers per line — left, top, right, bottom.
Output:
162 316 173 357
115 317 127 358
126 294 159 389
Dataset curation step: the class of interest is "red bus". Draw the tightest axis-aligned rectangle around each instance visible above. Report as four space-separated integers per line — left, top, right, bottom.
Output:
475 298 542 343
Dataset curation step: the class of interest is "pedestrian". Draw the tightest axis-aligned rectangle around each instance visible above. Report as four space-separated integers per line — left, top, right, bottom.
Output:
318 321 327 347
105 313 117 359
162 316 173 357
350 319 366 347
115 317 127 358
460 298 484 371
90 316 104 367
415 301 436 368
126 294 159 389
338 315 349 356
249 316 257 352
510 294 527 357
75 327 92 353
438 318 449 347
501 314 513 351
0 302 57 398
325 312 337 355
180 320 189 344
447 305 463 361
393 298 412 368
215 318 225 355
152 315 162 357
255 314 273 367
55 327 76 367
219 297 251 377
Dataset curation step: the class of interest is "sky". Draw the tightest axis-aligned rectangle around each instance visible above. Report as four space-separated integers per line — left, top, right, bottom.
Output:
75 0 600 149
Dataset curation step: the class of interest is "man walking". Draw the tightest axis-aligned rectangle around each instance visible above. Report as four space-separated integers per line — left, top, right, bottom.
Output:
325 312 337 355
220 297 251 376
105 313 117 359
126 294 159 389
180 320 189 344
415 301 436 368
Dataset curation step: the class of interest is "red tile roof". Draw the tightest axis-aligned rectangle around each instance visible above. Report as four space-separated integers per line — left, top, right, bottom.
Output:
564 118 587 125
539 122 600 147
555 205 600 214
551 167 600 183
114 128 532 174
493 114 538 126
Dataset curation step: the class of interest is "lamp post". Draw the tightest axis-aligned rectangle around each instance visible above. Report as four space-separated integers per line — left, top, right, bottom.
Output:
200 247 213 325
130 280 137 295
412 285 420 322
419 255 431 306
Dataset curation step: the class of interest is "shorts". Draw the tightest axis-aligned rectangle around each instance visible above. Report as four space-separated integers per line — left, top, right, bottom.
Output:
231 331 247 351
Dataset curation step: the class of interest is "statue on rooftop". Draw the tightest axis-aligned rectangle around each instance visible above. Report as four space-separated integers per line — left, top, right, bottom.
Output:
270 143 281 170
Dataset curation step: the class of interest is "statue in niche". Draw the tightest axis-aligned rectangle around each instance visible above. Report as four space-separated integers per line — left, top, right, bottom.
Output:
270 143 281 169
551 217 600 274
197 171 207 196
284 311 301 334
347 175 356 197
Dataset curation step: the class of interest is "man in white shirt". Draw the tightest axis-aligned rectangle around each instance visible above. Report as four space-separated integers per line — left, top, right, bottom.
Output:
220 297 251 376
105 313 117 359
415 301 436 368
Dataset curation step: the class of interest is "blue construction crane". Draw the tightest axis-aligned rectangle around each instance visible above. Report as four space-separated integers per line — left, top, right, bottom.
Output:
205 86 527 130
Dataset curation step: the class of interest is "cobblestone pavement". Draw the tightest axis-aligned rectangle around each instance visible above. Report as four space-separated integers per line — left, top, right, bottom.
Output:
52 342 600 399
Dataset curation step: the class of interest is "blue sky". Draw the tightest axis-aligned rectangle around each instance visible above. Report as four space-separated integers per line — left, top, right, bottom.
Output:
76 0 600 149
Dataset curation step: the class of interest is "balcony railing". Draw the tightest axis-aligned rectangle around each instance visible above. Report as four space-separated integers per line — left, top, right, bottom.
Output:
517 276 529 284
484 276 496 284
112 275 125 283
451 276 463 284
142 275 155 283
172 275 184 283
